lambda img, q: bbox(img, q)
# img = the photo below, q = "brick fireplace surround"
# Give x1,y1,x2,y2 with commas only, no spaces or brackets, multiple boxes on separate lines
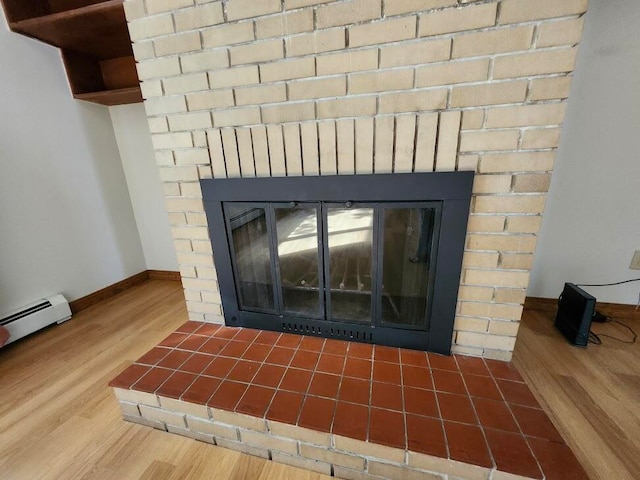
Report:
115,0,589,477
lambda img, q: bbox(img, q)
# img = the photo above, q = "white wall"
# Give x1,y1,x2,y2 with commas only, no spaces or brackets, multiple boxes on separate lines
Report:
0,12,146,314
110,104,178,272
529,0,640,305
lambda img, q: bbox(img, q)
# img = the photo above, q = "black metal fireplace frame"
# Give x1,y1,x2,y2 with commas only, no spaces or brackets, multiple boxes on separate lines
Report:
201,172,473,354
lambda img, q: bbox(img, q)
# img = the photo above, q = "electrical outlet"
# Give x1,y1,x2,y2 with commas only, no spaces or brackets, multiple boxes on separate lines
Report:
630,250,640,270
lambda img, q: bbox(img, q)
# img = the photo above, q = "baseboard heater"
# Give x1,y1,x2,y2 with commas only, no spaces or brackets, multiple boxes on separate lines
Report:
0,294,71,347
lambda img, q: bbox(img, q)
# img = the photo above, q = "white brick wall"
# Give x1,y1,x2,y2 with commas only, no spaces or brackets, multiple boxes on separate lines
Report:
125,0,588,360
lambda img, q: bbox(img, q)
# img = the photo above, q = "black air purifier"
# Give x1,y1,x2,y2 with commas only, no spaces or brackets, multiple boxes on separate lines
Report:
555,283,596,347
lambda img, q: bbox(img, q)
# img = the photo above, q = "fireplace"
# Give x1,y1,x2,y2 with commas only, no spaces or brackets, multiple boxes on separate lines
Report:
202,172,473,354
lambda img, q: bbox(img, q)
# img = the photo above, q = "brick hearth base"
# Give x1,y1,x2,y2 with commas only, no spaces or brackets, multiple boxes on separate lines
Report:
110,322,587,480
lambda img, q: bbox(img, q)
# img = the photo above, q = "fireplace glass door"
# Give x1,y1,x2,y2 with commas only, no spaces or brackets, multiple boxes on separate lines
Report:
223,201,440,332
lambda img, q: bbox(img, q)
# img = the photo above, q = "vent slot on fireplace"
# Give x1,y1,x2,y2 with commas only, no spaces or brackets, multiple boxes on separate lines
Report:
202,172,473,354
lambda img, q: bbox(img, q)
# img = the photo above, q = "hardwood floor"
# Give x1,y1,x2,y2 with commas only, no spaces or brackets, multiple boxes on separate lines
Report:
513,306,640,480
0,280,637,479
0,280,328,480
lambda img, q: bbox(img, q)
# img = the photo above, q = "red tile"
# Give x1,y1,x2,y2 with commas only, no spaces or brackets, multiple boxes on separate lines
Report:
309,372,341,398
464,373,502,400
485,429,542,479
214,327,240,340
432,370,467,395
266,347,295,366
298,396,335,433
241,343,272,362
158,332,188,347
235,385,275,417
182,376,221,404
339,377,371,405
276,333,302,349
528,437,590,480
372,361,401,384
323,339,348,356
280,368,312,393
178,334,210,352
348,342,373,359
406,414,447,458
137,347,170,366
202,356,237,379
255,330,281,345
299,335,325,352
133,367,173,393
316,353,345,375
404,386,438,418
344,357,372,380
156,371,197,399
198,337,229,355
219,340,249,358
207,380,247,410
227,360,260,383
290,349,320,370
472,397,519,432
369,408,405,449
402,365,432,389
485,359,524,382
194,323,221,336
266,391,304,424
179,353,215,374
109,364,150,389
455,355,490,376
497,379,540,408
437,392,477,424
444,421,492,468
333,402,369,440
511,405,563,442
157,350,191,369
400,349,428,368
252,363,286,388
176,321,202,333
371,382,403,411
428,352,459,371
234,328,260,342
374,345,400,363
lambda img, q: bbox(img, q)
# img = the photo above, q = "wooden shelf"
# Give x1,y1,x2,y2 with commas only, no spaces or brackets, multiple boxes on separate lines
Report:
1,0,141,106
74,86,142,106
10,1,131,59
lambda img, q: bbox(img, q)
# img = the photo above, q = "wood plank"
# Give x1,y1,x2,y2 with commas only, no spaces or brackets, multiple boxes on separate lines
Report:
73,86,142,106
524,296,640,320
68,271,149,314
147,270,181,281
10,1,132,59
514,306,640,480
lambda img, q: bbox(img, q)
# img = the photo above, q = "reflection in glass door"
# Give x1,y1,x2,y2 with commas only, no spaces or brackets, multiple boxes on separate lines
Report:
379,206,438,328
274,205,322,318
225,204,275,312
325,206,374,323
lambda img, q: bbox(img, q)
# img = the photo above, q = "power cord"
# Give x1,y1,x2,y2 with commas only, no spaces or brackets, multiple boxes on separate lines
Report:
588,313,637,345
575,277,640,287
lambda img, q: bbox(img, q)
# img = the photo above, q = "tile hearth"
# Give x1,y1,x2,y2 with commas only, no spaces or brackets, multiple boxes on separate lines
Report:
110,322,588,480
